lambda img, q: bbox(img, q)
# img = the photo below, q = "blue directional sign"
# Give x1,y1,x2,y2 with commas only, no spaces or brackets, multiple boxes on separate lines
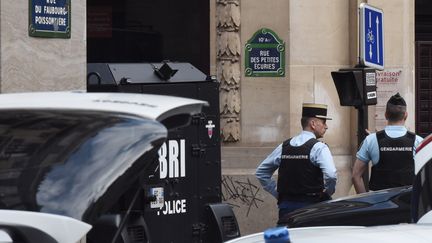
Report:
360,4,384,70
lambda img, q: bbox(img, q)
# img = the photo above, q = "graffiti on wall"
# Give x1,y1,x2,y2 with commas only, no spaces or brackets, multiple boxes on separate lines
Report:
221,175,263,216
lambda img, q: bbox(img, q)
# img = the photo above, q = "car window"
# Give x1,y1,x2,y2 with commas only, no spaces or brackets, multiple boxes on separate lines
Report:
0,110,167,222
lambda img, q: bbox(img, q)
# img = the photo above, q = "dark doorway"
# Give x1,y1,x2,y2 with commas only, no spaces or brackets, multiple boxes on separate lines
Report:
87,0,210,74
416,0,432,138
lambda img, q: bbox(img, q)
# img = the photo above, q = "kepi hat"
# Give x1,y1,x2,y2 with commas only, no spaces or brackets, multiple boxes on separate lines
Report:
302,103,332,120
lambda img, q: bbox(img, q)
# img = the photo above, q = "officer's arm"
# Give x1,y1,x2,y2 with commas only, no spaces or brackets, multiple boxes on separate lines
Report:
352,159,368,194
313,145,337,195
353,134,375,194
255,144,282,198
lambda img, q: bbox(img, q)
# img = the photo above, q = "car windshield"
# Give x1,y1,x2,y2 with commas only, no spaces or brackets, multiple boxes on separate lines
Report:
0,110,167,222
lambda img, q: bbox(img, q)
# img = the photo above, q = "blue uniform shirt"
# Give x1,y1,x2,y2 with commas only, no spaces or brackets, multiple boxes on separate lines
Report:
356,126,424,165
255,131,337,199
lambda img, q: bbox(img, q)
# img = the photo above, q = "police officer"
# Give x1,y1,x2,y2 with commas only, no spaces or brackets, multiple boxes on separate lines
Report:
352,93,423,193
255,103,337,221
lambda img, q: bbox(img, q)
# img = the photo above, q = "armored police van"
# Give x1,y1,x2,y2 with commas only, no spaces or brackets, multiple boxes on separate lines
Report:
0,63,239,243
86,62,240,242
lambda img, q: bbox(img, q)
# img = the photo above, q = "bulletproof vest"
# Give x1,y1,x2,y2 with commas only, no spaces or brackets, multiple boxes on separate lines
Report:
369,130,416,191
277,138,324,201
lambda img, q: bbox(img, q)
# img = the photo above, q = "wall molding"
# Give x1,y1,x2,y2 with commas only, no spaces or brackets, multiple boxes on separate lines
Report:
216,0,241,142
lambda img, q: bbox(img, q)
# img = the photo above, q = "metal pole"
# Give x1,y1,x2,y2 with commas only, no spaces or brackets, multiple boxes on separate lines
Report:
357,105,369,191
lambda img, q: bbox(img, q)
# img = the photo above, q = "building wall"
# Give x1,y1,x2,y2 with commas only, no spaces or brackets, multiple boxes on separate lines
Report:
0,1,86,92
216,0,415,235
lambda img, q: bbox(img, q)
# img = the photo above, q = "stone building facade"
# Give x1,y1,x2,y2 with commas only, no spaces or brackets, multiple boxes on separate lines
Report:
212,0,416,234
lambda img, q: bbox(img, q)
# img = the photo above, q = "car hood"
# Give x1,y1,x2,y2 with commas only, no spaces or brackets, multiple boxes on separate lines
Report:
0,91,207,123
279,186,412,227
226,224,432,243
0,210,92,243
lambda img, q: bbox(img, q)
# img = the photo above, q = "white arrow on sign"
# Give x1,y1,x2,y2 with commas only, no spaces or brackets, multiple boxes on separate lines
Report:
368,12,372,60
376,16,380,63
369,12,371,28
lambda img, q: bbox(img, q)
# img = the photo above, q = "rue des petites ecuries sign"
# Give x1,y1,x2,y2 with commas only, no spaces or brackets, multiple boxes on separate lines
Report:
29,0,71,38
245,28,285,77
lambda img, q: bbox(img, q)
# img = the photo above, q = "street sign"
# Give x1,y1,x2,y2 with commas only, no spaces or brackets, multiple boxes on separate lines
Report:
29,0,71,38
245,28,285,77
359,3,384,70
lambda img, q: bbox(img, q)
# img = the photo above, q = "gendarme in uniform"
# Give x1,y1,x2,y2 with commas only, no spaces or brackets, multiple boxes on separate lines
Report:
369,130,416,190
256,103,337,221
353,93,423,193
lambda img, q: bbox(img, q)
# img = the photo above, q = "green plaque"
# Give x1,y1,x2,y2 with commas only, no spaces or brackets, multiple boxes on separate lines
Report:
245,28,285,77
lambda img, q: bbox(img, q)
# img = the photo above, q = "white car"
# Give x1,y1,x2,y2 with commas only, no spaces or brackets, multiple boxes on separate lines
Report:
226,134,432,243
0,210,91,243
0,91,207,242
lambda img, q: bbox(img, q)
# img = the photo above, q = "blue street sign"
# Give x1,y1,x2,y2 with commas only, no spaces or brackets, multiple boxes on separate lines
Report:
29,0,71,38
360,4,384,70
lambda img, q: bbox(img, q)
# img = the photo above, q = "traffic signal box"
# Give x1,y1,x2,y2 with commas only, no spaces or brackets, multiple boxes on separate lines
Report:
87,62,240,243
331,68,377,107
331,67,377,192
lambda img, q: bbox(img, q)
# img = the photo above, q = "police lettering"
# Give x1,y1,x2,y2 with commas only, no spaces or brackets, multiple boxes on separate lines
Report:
158,139,186,179
161,199,187,215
